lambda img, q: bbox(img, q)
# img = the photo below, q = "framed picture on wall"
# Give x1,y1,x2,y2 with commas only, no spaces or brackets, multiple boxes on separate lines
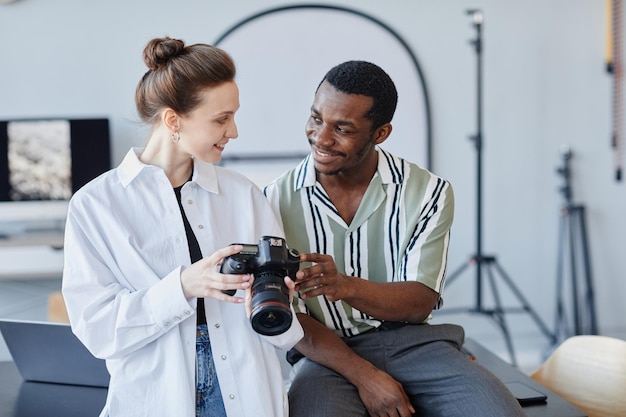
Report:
0,118,111,202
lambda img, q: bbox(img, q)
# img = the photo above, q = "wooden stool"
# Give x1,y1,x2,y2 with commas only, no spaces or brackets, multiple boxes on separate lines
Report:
47,291,70,323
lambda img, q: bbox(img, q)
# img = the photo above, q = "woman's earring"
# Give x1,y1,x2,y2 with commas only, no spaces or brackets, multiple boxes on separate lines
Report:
171,131,180,143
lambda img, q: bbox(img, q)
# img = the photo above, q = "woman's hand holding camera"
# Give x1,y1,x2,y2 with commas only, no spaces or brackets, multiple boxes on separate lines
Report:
180,244,253,303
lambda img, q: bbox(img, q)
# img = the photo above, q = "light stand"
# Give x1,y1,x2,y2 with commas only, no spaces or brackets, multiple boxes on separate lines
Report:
440,9,556,366
554,146,598,343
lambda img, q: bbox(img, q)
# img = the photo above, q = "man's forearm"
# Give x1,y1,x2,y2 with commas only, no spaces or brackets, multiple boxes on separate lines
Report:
295,253,438,324
294,313,380,385
341,279,437,323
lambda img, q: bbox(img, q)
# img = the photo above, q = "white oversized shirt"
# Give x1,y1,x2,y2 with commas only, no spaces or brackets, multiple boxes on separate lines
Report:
62,148,303,417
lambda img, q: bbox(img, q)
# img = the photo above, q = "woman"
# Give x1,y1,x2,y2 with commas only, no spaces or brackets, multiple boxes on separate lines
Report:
62,36,303,417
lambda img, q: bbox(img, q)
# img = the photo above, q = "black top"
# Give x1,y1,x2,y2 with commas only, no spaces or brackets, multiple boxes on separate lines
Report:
173,181,206,326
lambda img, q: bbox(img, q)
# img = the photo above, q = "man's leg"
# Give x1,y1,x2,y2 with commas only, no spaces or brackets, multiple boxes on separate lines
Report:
366,324,526,417
288,358,368,417
289,323,526,417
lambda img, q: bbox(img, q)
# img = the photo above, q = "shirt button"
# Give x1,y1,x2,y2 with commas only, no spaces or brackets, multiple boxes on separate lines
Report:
164,321,171,327
174,316,181,321
229,394,235,400
215,323,221,328
221,355,227,360
198,224,204,229
184,310,191,316
187,199,193,204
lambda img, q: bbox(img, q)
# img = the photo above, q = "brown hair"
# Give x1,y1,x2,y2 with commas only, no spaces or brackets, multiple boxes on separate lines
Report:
135,36,236,125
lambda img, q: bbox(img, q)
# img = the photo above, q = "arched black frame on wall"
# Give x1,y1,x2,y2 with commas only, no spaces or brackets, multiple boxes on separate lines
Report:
215,3,433,170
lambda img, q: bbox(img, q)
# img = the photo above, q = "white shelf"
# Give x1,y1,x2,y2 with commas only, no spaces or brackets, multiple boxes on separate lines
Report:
0,201,67,280
0,230,64,248
0,245,64,280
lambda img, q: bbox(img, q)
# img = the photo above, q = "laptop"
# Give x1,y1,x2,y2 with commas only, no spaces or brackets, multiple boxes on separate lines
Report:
0,318,109,388
505,381,548,406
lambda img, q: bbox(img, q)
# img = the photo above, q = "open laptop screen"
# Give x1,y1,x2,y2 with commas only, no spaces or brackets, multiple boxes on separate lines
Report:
0,318,109,388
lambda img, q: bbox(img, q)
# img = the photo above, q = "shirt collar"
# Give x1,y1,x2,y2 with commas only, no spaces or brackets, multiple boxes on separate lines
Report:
293,147,401,191
117,148,145,187
117,148,219,193
192,157,219,193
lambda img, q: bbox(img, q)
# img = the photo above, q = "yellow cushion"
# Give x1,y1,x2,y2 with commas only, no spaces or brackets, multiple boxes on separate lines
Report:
531,335,626,417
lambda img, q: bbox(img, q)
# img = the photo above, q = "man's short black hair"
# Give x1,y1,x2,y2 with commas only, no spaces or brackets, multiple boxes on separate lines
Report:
318,60,398,130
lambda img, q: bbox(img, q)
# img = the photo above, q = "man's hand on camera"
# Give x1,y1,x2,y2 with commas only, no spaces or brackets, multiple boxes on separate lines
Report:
295,253,353,302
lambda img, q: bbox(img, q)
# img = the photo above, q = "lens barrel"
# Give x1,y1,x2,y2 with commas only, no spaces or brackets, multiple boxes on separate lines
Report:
250,270,292,336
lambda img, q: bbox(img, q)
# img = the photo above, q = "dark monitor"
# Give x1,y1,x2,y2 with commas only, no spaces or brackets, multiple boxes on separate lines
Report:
0,118,111,201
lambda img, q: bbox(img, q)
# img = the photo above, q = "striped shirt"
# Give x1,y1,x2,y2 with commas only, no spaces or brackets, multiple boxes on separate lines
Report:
264,147,454,338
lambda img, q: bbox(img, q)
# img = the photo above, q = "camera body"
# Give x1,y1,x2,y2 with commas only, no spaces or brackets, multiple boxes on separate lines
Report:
220,236,299,336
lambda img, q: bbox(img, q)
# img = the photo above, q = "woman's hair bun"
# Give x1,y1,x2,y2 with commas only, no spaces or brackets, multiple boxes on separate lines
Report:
143,36,185,71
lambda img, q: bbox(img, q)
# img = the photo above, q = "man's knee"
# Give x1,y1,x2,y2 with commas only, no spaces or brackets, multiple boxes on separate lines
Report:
288,359,367,417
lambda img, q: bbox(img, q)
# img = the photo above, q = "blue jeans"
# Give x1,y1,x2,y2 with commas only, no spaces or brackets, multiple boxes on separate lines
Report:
196,324,227,417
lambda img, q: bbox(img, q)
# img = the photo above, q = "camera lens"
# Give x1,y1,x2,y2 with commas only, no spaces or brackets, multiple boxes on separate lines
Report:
250,270,292,336
251,306,292,336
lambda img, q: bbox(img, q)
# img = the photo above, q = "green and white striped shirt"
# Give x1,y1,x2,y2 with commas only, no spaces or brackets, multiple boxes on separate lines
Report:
264,148,454,338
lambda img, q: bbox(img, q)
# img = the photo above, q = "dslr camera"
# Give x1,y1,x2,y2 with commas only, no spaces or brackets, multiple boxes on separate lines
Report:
220,236,300,336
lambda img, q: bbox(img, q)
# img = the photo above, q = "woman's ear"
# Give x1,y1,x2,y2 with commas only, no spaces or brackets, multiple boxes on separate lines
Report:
162,108,179,133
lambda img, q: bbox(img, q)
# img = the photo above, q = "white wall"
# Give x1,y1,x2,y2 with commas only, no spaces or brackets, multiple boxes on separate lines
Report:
1,0,624,359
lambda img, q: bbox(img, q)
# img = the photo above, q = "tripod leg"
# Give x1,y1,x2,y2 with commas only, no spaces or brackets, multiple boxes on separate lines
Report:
575,206,599,334
484,262,517,366
491,261,557,345
567,208,581,334
555,212,569,343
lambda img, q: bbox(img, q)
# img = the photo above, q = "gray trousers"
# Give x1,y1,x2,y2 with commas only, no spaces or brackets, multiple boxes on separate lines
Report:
288,323,526,417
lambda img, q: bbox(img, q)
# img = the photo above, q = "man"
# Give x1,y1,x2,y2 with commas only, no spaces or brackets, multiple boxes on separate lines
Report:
264,61,525,417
